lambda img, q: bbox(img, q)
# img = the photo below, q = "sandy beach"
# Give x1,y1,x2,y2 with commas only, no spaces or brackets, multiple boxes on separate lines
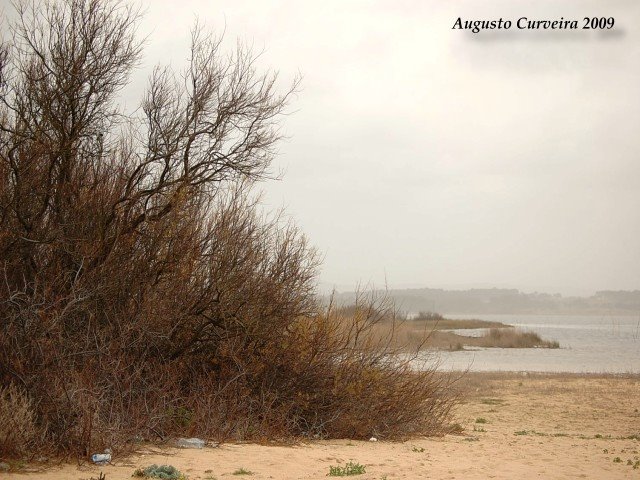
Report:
4,373,639,480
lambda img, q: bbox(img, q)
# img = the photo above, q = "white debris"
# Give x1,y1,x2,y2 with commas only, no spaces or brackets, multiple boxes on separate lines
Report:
176,437,205,449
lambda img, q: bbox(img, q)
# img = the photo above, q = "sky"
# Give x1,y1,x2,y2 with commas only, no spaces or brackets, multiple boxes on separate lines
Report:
4,0,640,296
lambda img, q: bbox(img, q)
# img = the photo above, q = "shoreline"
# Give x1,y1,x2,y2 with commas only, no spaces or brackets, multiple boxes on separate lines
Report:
459,371,640,379
438,369,640,376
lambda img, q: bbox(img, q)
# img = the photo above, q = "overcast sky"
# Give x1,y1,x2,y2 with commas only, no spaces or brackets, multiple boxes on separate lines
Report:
6,0,639,296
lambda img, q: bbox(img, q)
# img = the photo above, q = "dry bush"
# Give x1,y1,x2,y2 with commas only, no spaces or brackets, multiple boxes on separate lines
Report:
0,0,457,458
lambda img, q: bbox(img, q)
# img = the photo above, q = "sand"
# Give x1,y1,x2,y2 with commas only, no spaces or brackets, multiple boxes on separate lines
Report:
5,373,640,480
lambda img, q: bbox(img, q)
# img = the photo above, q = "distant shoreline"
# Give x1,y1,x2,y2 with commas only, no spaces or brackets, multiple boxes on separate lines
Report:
328,287,640,317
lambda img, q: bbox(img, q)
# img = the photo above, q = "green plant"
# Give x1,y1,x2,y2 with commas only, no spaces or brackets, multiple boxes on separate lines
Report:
613,457,622,463
473,425,486,432
327,462,366,476
232,468,253,476
411,446,425,452
475,418,487,424
133,465,186,480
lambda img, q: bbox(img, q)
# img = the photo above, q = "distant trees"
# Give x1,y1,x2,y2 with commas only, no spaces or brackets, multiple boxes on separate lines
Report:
0,0,455,458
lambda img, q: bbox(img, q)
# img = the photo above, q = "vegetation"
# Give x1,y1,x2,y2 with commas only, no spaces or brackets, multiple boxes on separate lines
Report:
232,468,253,475
411,312,510,330
133,465,187,479
474,329,559,349
369,315,559,351
425,328,560,349
0,0,456,458
328,462,366,476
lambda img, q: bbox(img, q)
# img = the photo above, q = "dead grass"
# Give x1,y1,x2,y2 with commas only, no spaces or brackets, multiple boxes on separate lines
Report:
0,385,40,457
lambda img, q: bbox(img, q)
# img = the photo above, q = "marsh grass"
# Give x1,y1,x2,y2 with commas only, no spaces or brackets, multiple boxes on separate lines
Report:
476,329,560,349
431,328,560,350
410,313,510,330
370,319,559,351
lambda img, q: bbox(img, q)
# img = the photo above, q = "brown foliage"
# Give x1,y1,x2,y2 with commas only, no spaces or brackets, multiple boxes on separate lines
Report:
0,0,456,458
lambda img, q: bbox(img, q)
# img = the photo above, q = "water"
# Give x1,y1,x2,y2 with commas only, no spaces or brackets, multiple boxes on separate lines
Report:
415,314,640,373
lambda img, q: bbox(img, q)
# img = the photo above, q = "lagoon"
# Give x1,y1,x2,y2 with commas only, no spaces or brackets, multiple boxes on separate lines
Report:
421,314,640,373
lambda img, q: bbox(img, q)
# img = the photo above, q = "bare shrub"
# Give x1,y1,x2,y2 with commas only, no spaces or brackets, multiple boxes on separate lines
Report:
0,0,456,458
